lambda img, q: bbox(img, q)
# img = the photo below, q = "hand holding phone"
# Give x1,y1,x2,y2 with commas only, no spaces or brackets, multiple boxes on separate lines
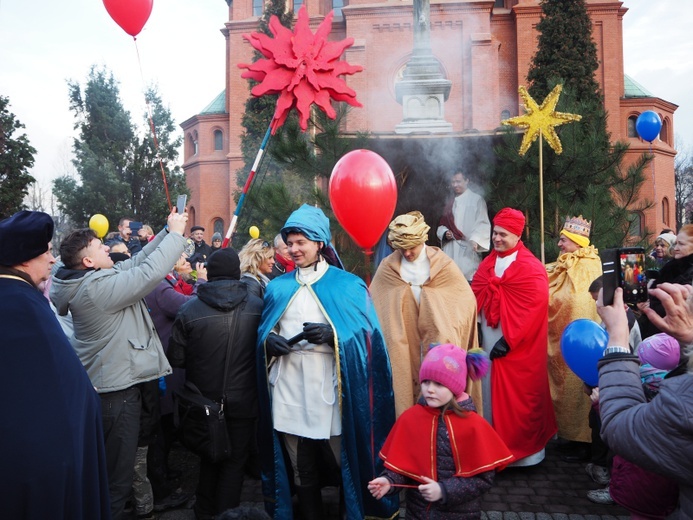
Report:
600,247,648,306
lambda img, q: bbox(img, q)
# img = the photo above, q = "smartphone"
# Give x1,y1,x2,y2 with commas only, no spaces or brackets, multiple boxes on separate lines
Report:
600,247,648,306
129,221,143,233
176,194,187,214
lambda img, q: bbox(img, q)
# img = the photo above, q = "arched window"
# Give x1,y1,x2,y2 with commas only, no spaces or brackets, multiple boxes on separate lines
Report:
660,118,670,145
627,116,638,138
628,211,643,238
500,109,511,122
214,130,223,151
188,207,196,230
213,219,224,236
662,197,670,227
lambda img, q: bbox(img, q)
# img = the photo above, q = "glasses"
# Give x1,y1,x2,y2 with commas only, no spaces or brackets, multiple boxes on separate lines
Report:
261,241,271,249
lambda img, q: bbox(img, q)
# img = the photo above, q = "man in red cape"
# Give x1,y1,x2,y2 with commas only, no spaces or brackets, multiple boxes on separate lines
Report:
471,208,557,466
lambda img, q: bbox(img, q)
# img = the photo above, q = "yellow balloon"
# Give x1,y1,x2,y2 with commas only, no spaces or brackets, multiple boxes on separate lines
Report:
249,226,260,239
89,214,109,238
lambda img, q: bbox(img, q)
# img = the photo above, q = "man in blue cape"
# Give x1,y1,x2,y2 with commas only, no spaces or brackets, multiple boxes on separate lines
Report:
256,204,398,519
0,211,110,519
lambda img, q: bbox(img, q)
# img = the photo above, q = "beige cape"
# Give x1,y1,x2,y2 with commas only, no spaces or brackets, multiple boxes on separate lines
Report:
371,247,479,417
546,246,602,442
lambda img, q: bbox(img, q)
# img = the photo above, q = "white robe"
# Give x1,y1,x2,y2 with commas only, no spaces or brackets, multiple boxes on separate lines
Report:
270,260,341,439
436,189,491,281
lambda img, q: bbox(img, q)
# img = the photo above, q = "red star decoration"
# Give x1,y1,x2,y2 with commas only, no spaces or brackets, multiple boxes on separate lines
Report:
238,6,363,134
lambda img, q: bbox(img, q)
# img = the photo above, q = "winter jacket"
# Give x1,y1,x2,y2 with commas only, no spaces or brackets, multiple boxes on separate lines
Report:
382,398,496,519
168,279,263,419
50,229,187,393
145,275,205,415
598,355,693,519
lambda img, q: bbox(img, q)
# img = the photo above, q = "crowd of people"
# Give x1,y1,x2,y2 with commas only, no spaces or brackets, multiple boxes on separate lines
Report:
2,169,692,520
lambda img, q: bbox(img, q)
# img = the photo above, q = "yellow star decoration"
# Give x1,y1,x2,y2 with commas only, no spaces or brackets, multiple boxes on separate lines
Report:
502,84,582,156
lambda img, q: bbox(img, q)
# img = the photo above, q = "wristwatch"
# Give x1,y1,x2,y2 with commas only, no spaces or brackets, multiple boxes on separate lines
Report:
603,346,631,356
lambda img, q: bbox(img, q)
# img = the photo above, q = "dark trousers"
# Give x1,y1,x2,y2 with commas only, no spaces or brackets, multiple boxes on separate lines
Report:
101,386,142,520
194,417,255,518
147,413,177,499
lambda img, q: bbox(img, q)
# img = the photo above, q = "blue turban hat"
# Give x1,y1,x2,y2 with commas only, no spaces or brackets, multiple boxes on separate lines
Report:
281,204,343,268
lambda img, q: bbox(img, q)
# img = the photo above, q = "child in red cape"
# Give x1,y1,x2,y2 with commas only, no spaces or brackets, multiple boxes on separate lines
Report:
368,344,514,519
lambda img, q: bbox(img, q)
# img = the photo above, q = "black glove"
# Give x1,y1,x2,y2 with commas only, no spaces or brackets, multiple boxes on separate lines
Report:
265,333,292,358
490,337,510,360
302,322,335,347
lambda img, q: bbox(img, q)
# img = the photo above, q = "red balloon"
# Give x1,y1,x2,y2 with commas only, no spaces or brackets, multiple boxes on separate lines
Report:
329,149,397,251
103,0,153,37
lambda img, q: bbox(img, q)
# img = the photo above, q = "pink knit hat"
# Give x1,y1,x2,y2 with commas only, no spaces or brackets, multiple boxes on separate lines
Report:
637,333,681,371
419,344,490,397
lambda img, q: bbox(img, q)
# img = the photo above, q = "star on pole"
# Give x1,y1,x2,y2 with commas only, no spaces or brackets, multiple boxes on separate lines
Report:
502,84,582,156
238,6,363,134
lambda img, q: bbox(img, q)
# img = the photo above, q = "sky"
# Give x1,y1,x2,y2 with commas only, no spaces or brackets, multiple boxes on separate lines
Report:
1,0,692,188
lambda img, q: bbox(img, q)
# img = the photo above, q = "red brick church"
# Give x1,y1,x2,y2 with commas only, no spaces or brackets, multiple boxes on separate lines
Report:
181,0,677,243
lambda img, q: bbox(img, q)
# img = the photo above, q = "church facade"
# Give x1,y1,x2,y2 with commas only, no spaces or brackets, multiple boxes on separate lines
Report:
181,0,677,242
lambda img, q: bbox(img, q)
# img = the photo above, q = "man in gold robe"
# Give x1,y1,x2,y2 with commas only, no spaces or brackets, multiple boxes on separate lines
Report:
546,215,602,460
371,211,479,417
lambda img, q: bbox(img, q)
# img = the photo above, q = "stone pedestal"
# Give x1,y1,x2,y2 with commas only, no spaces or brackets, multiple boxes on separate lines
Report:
395,24,453,133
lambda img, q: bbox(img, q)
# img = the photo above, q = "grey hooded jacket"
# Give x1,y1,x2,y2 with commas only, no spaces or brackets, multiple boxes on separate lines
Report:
50,229,187,393
598,354,693,519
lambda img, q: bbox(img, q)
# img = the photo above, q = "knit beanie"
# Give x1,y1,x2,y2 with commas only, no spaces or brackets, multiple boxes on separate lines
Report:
211,232,222,242
0,210,54,266
206,248,241,281
419,344,490,397
637,333,681,371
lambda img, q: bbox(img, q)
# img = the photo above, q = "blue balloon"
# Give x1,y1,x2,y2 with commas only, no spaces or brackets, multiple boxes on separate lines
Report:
635,110,662,142
560,319,608,387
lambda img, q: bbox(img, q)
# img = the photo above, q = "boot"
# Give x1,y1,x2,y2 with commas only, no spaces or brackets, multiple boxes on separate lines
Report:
295,484,323,520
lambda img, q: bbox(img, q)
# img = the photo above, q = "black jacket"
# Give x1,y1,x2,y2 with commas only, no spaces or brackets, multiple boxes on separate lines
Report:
168,279,263,418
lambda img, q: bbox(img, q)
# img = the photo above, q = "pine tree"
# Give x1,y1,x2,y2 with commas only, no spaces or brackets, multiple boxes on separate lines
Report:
53,66,187,230
527,0,601,105
0,96,36,219
129,87,189,227
486,0,650,260
53,66,135,227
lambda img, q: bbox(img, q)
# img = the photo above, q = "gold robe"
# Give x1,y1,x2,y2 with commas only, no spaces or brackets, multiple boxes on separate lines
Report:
546,246,602,442
371,246,479,417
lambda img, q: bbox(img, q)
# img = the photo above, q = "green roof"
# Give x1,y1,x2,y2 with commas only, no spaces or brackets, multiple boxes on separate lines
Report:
624,75,654,98
200,90,226,114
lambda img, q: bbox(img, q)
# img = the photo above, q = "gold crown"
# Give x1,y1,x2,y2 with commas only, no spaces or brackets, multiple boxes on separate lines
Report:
562,215,591,238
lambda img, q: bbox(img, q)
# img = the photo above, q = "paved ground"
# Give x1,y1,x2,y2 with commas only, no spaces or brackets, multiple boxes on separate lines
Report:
155,438,629,520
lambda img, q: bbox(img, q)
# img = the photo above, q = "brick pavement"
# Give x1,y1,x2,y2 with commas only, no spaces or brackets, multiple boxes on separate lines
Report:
157,438,629,519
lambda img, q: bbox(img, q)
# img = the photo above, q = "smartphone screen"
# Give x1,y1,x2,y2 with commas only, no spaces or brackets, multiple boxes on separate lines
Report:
619,248,648,304
176,195,187,214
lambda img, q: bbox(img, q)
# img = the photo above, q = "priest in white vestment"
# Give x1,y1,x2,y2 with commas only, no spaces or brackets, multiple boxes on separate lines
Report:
436,171,491,281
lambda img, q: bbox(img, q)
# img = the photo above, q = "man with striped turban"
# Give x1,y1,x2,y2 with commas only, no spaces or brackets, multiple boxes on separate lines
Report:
371,211,479,417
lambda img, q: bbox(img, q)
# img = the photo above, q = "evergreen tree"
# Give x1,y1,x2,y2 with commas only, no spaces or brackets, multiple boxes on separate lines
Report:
0,95,37,219
53,66,187,230
486,0,650,260
53,66,135,227
129,87,189,226
527,0,601,104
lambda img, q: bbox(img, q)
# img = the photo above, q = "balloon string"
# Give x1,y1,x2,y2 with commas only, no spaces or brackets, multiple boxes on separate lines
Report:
133,38,173,212
650,143,656,219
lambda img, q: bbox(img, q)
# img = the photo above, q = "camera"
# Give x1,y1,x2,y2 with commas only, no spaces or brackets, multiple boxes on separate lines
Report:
600,247,648,306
